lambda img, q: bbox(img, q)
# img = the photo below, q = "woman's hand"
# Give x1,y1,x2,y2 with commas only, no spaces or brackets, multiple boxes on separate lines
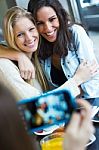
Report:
63,99,95,150
73,60,99,86
18,53,35,80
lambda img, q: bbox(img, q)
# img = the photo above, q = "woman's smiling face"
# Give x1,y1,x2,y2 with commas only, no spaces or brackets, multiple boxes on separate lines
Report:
13,17,39,56
36,6,59,42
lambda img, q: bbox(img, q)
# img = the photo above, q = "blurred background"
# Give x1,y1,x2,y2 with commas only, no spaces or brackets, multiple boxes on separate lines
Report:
0,0,99,61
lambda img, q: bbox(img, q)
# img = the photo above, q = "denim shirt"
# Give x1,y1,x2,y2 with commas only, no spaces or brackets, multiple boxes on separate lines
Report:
41,24,99,99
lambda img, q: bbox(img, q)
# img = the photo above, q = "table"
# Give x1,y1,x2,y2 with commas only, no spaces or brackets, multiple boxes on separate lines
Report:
35,123,99,150
32,121,99,150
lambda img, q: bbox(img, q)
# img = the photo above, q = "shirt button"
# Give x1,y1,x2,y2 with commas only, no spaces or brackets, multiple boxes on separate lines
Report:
68,75,70,77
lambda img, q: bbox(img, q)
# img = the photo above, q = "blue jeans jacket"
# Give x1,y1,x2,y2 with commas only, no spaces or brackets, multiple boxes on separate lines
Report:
41,24,99,99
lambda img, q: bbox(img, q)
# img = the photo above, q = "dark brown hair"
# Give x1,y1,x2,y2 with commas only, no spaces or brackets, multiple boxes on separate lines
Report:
0,82,35,150
28,0,73,59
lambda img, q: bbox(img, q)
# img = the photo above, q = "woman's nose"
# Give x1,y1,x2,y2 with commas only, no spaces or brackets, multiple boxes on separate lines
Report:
25,32,33,42
44,22,52,31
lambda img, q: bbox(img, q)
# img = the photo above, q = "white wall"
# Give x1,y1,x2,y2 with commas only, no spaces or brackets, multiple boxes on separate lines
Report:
59,0,70,12
16,0,29,9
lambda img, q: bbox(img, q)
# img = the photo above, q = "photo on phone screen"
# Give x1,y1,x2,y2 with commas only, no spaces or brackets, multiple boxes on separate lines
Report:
17,89,77,132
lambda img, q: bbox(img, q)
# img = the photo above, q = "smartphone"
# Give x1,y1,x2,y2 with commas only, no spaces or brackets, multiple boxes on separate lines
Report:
17,89,77,133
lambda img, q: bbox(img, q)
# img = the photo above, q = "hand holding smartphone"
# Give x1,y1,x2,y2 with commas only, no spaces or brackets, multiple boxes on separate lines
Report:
17,89,78,133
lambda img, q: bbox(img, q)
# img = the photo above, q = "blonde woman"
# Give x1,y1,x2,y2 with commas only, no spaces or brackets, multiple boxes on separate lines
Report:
0,6,49,100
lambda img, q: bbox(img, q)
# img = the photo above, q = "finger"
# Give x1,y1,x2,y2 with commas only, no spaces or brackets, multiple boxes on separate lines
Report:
77,99,92,122
91,70,99,77
91,59,98,65
79,60,87,67
77,99,91,113
77,99,96,134
20,71,25,79
31,70,35,79
24,71,29,80
90,63,99,76
77,99,95,136
66,113,80,132
80,59,85,63
27,71,32,80
80,112,95,136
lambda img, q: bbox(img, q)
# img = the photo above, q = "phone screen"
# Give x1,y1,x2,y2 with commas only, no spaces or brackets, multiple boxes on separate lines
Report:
17,90,77,132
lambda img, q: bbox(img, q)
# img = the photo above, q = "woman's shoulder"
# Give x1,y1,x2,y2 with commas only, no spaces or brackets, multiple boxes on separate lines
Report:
69,24,85,31
0,60,20,77
69,24,88,38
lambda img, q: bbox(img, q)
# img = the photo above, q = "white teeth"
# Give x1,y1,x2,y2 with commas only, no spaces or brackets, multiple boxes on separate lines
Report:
28,43,34,46
46,31,54,36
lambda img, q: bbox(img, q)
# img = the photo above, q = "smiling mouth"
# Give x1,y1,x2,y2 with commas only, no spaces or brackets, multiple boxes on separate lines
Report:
24,39,37,47
46,30,55,36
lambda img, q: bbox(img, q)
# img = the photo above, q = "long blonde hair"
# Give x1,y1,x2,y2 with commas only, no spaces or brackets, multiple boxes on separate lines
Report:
3,6,49,91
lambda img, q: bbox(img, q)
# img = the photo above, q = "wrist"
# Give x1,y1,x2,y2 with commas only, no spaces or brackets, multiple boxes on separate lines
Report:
17,52,25,61
73,75,82,86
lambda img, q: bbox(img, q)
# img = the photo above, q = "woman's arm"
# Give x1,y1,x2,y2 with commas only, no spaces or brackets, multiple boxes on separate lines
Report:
0,58,41,101
0,45,35,79
0,45,20,60
0,44,98,98
73,25,99,97
57,60,98,97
